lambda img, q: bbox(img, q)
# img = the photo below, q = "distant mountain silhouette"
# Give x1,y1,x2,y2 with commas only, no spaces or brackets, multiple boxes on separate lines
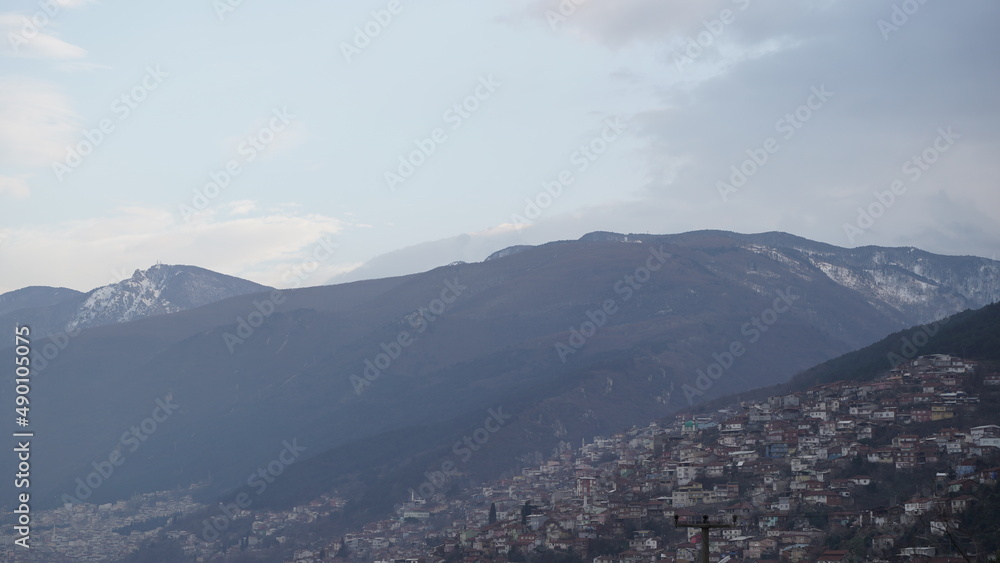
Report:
2,230,998,515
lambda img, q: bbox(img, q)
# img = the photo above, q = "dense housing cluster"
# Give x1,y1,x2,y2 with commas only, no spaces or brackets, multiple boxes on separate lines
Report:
324,355,999,563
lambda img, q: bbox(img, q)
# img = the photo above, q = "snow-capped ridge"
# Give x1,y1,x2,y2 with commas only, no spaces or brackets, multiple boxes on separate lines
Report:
65,264,271,332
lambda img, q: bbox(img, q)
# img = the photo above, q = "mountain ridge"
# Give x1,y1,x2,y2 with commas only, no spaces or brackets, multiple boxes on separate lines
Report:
2,230,998,514
0,264,272,339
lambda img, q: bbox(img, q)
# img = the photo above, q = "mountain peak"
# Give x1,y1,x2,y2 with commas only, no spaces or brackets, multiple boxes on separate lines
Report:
65,264,272,332
0,264,273,338
13,234,1000,513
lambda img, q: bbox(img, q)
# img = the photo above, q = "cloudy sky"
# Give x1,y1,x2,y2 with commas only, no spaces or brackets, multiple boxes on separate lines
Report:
1,0,997,293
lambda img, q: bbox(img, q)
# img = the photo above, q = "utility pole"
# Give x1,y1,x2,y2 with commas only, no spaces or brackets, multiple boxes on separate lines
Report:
674,514,738,563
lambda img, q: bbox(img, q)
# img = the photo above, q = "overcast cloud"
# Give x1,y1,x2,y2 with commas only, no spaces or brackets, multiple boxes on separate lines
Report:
1,1,996,292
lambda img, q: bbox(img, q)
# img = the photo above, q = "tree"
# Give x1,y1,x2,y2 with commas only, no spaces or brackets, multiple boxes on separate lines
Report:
489,502,498,525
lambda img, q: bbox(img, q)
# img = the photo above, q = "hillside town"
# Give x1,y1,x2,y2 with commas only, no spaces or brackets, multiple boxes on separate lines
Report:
4,354,998,563
305,354,1000,563
0,488,203,562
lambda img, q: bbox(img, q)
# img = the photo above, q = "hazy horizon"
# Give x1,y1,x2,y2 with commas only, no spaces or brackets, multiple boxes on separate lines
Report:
3,1,998,293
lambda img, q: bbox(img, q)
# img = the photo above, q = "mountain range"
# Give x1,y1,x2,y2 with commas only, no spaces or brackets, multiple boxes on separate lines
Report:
0,264,271,339
2,230,998,515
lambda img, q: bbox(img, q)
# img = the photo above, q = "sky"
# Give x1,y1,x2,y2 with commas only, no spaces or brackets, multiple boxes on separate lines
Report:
1,0,998,294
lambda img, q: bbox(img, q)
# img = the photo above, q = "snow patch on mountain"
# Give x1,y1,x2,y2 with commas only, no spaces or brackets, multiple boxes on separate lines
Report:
66,264,270,332
744,243,815,281
812,261,864,292
727,234,1000,326
69,267,171,330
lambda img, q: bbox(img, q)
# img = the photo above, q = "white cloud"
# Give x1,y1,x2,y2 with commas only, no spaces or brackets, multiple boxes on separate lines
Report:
226,200,258,216
503,0,1000,259
0,174,31,199
0,77,79,171
0,206,349,293
0,13,88,60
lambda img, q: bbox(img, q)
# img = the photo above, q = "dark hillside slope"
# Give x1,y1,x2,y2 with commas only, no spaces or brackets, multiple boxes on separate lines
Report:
1,231,997,512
